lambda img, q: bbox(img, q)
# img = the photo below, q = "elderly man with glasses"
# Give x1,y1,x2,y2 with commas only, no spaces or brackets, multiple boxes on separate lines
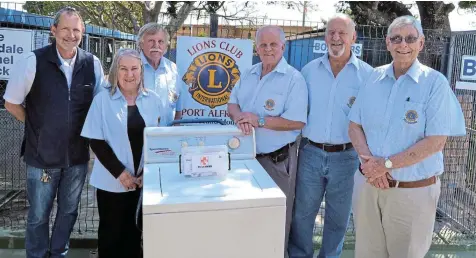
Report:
348,16,465,258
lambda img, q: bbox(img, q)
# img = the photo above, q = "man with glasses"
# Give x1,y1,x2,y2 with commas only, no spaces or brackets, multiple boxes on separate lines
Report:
228,25,308,257
288,14,373,258
137,23,181,126
348,16,465,258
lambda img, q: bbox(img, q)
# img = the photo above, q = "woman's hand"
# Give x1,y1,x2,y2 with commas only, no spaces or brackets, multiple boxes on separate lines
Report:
119,171,137,191
135,176,143,188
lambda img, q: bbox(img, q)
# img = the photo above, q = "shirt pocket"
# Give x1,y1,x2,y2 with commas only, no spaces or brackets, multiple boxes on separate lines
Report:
401,101,425,138
340,87,359,116
260,92,286,117
77,83,94,104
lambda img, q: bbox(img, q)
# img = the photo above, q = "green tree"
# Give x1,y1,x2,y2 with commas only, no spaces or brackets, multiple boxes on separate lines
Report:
337,1,455,31
23,1,228,35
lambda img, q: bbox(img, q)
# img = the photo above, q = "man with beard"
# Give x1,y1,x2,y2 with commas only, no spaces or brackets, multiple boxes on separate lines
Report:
288,14,373,258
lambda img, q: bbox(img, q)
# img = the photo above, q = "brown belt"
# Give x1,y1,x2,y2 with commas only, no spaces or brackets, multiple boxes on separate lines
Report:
308,140,353,152
359,166,437,188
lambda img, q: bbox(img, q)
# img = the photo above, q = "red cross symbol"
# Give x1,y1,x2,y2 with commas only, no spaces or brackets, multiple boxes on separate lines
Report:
200,156,208,166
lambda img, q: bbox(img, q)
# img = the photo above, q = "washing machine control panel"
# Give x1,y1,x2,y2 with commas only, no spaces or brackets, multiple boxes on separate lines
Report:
144,126,256,163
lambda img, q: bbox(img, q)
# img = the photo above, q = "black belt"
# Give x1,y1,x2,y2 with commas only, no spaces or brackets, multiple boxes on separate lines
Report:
256,142,294,163
308,140,353,152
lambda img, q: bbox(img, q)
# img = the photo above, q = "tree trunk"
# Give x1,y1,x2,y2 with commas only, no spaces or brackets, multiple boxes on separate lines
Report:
142,1,163,24
416,1,453,32
415,1,454,69
167,2,196,37
348,1,412,26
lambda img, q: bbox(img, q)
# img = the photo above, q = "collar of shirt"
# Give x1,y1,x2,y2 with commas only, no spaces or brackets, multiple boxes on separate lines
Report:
55,47,77,68
250,56,288,76
382,59,423,83
140,52,166,71
110,87,149,100
315,52,360,74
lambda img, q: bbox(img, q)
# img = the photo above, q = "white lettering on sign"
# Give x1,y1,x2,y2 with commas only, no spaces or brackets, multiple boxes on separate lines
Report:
0,28,33,80
460,55,476,81
313,40,362,57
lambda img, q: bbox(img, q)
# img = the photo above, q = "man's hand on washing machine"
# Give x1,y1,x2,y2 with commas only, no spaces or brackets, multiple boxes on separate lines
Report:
236,121,253,135
236,112,259,127
119,171,137,191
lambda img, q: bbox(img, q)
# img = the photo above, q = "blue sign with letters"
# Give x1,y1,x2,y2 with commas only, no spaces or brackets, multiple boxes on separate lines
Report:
461,55,476,81
312,40,362,57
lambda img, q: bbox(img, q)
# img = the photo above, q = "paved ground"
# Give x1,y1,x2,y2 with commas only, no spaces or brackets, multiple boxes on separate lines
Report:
1,249,475,258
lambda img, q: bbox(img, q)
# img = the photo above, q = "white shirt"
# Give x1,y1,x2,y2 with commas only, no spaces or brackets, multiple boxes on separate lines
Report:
81,89,162,193
3,47,106,105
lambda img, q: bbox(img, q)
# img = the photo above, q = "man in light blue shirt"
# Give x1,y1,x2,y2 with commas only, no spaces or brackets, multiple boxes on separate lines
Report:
288,14,373,258
137,23,181,126
349,16,466,258
228,25,308,257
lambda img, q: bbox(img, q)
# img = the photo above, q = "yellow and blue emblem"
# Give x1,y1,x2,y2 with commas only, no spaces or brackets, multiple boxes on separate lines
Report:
264,99,275,111
404,110,418,124
347,96,356,108
182,52,240,108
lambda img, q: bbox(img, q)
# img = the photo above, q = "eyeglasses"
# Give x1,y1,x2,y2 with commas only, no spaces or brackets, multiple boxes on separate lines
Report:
389,35,419,44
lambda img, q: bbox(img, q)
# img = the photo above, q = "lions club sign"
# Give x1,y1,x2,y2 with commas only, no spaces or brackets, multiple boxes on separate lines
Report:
183,52,240,108
177,37,253,124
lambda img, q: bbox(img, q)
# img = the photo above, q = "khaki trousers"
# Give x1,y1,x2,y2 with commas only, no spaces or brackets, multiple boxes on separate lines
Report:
353,172,441,258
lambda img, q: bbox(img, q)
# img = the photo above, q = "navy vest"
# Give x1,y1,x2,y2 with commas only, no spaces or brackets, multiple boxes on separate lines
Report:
23,43,96,168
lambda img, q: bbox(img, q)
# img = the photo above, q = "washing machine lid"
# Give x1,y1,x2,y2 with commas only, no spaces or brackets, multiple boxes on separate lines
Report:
143,159,285,214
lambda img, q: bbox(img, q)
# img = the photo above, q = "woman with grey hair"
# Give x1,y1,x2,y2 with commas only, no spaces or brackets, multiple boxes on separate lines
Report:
81,48,162,258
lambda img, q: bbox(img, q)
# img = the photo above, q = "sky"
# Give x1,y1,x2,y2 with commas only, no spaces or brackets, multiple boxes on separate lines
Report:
2,1,476,31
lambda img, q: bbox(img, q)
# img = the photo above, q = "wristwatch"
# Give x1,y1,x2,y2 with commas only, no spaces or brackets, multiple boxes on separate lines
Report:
258,116,266,128
384,157,393,169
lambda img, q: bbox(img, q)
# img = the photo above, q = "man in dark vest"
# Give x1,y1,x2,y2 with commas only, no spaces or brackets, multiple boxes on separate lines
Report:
3,7,105,258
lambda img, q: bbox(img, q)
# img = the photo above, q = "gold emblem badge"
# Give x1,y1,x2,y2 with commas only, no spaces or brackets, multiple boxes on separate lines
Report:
182,52,241,108
404,110,418,124
347,96,356,108
264,99,275,111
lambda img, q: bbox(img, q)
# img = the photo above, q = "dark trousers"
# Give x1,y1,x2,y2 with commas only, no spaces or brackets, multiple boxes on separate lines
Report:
97,188,142,258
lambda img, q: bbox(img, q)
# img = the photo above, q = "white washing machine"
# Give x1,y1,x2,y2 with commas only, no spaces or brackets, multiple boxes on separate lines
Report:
142,125,286,258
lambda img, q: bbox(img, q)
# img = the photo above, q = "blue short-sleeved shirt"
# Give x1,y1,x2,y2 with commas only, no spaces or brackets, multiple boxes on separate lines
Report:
349,60,466,181
229,57,308,154
81,89,162,192
141,53,181,126
302,53,373,144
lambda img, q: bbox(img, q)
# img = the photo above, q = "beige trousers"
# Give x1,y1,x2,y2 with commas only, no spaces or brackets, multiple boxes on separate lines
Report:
353,172,441,258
